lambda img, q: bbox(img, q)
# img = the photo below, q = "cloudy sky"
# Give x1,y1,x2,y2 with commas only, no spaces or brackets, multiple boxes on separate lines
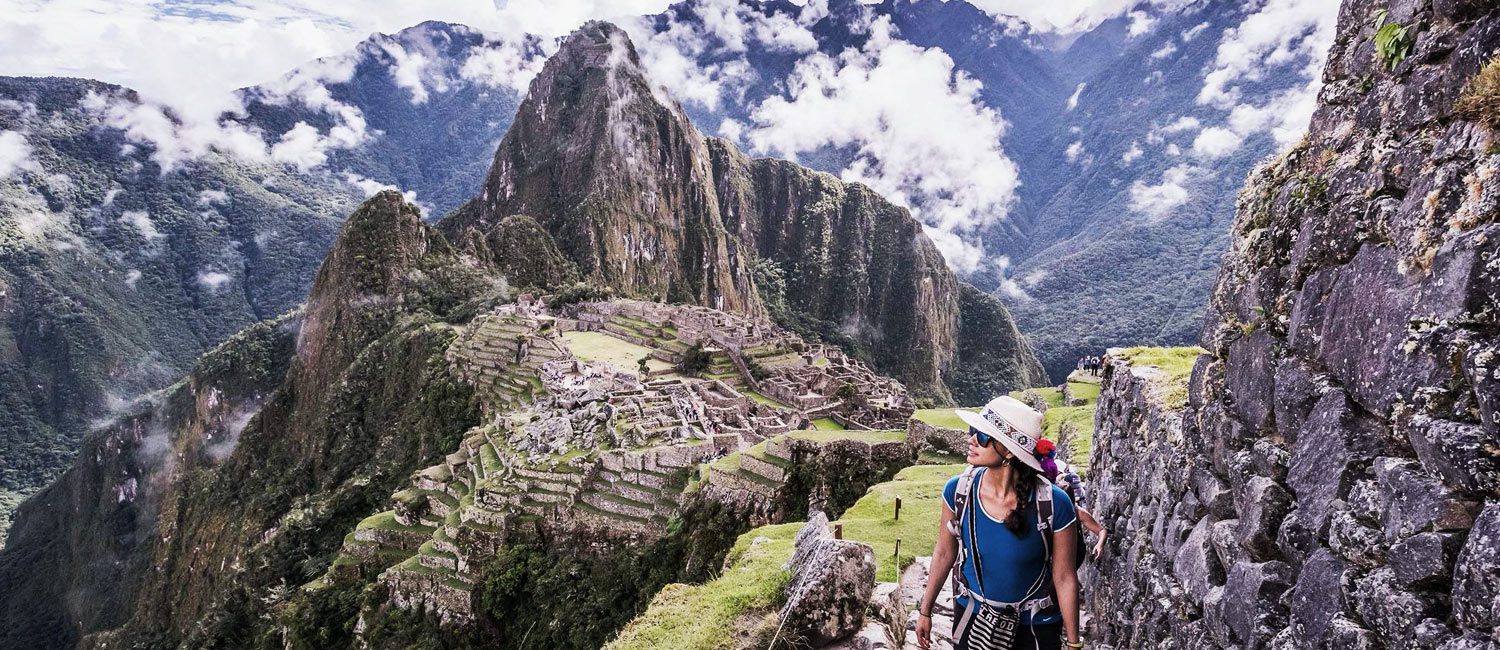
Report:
0,0,1340,272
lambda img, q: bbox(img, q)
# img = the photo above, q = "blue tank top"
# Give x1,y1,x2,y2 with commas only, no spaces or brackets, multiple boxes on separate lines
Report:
943,470,1077,625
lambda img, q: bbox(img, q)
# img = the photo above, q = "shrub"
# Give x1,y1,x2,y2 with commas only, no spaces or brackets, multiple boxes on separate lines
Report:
1372,10,1413,71
1456,58,1500,129
677,344,711,376
548,282,612,308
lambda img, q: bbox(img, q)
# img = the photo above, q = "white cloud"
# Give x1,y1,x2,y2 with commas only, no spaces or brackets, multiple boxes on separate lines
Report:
1121,141,1143,164
1160,116,1201,134
1128,164,1200,218
197,190,228,205
1181,21,1209,42
1192,126,1243,159
1126,10,1155,37
119,210,165,241
196,271,233,293
460,40,547,92
1066,82,1086,111
0,130,36,179
0,0,673,123
124,269,142,289
1224,88,1319,148
743,16,1019,273
1065,141,1086,163
624,0,828,112
1166,143,1182,156
80,90,270,172
1197,0,1337,109
965,0,1196,34
718,117,745,142
341,172,424,215
381,40,439,104
1150,41,1178,59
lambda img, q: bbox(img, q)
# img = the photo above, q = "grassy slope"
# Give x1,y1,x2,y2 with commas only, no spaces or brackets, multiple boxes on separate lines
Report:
605,464,966,650
1115,346,1204,409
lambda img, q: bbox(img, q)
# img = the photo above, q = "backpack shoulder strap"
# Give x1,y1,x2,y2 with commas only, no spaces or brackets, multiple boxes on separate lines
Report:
1036,480,1054,533
948,466,982,598
946,465,981,533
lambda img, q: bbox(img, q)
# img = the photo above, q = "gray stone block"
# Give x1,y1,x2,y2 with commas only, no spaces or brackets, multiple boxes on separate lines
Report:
1390,532,1462,589
1405,415,1500,495
1453,504,1500,633
1352,568,1442,649
1373,457,1481,541
1217,560,1293,650
1236,476,1294,561
1288,549,1349,648
1174,516,1223,604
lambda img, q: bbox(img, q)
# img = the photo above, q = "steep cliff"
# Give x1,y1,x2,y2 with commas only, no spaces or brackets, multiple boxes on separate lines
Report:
0,191,489,650
0,77,358,532
456,21,759,315
446,22,1044,402
1084,2,1500,648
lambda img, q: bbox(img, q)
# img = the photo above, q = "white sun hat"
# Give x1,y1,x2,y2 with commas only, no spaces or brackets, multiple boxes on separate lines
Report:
956,395,1046,472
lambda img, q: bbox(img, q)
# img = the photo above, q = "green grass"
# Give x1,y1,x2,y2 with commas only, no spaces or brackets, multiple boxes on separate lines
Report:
811,417,845,431
356,510,436,534
562,330,674,374
1008,387,1064,408
1115,346,1204,409
912,408,978,431
1043,406,1095,467
604,527,794,650
744,390,790,409
834,464,967,581
785,429,907,444
1066,380,1100,403
606,465,968,649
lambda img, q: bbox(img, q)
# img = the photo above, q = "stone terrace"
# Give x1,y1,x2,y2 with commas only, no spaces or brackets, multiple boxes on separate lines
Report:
318,298,923,622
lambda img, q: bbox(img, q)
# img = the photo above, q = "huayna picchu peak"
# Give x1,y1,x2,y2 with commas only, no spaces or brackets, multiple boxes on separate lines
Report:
453,22,1044,404
0,20,1042,650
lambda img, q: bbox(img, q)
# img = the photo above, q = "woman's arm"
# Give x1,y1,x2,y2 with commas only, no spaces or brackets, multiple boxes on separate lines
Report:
1075,506,1108,559
1052,522,1082,646
915,501,960,649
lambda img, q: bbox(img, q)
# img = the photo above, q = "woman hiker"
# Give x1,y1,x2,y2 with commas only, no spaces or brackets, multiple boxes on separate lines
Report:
915,396,1084,650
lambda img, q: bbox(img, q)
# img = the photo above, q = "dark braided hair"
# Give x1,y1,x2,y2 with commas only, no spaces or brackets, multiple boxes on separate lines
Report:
1002,456,1041,536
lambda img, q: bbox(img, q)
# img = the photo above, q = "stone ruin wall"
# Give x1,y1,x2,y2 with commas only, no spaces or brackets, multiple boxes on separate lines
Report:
1083,3,1500,649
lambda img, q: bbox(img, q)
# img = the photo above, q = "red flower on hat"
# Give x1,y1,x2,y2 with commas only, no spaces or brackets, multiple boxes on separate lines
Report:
1035,438,1055,455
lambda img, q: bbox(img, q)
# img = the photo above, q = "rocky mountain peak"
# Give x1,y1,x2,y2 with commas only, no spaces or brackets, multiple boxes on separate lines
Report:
466,21,760,314
294,190,460,400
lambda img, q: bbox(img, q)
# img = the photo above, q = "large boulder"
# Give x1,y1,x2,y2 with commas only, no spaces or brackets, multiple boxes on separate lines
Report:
781,516,877,646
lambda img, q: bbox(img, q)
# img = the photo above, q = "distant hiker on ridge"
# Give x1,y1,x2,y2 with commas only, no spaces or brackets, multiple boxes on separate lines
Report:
916,396,1084,650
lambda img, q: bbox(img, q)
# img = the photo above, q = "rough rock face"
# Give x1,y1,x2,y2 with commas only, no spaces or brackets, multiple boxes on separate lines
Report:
707,140,1047,402
464,21,759,314
1083,3,1500,648
781,513,877,646
448,22,1044,401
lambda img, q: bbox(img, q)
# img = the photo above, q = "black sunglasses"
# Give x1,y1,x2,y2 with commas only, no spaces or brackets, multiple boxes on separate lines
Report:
969,427,996,448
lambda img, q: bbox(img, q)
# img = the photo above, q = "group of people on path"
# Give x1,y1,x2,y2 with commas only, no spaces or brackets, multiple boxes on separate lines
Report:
1076,356,1104,376
915,395,1108,650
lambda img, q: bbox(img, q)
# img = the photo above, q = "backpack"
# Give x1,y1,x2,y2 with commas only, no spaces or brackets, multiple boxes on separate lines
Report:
945,466,1060,619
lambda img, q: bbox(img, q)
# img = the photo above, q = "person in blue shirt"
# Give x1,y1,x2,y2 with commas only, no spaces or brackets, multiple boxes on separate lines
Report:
915,396,1083,650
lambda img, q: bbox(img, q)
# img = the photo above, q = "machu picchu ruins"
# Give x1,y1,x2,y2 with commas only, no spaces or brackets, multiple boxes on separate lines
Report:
329,296,921,622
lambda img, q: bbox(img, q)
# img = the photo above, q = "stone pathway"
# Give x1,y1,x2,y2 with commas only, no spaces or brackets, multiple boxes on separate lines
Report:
898,557,955,650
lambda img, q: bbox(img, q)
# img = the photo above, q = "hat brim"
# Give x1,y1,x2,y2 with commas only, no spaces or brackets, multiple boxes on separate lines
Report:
954,410,1044,472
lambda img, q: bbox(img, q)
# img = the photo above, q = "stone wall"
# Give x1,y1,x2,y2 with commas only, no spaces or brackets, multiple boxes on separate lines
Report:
1085,3,1500,649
